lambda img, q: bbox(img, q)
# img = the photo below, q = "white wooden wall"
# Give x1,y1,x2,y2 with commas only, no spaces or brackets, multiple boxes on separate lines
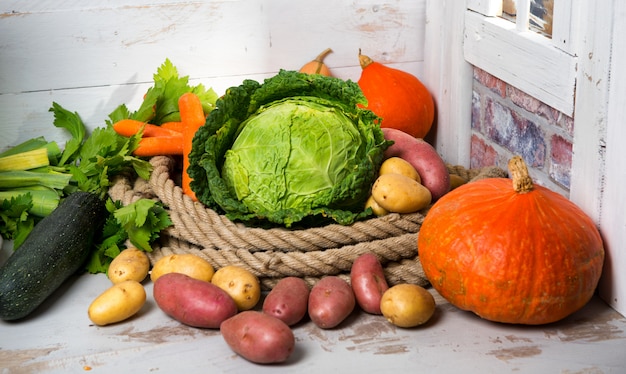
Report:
0,0,427,151
2,0,625,317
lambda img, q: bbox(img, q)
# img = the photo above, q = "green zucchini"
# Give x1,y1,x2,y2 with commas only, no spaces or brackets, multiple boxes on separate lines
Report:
0,191,106,320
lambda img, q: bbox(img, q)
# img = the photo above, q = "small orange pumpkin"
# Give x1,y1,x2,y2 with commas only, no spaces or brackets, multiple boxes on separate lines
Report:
357,50,435,138
299,48,333,76
417,156,605,325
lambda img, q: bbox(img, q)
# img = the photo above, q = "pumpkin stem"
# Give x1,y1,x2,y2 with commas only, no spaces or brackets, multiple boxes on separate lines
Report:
314,48,333,63
358,49,374,69
508,156,534,193
312,48,333,74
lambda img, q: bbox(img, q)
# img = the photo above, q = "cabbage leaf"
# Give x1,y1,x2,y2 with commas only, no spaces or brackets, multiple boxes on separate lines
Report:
188,70,390,227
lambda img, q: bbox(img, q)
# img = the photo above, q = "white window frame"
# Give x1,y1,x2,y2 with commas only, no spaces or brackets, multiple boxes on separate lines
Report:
425,0,626,317
464,0,579,116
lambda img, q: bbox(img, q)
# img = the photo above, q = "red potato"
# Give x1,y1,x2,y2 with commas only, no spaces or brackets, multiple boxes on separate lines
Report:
350,253,389,314
262,277,310,326
308,276,356,329
382,127,450,201
220,311,295,364
153,272,237,328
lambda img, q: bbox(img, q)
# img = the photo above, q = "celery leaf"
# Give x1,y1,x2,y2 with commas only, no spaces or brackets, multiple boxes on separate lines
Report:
49,102,86,166
85,198,172,274
130,58,217,124
0,193,36,249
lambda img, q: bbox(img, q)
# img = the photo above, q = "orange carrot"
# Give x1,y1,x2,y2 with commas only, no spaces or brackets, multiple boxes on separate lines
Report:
113,119,182,138
161,121,185,133
178,92,206,201
133,136,183,157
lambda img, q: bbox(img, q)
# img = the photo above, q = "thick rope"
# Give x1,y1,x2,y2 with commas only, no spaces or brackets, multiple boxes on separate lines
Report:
145,156,428,252
146,233,428,289
108,156,507,290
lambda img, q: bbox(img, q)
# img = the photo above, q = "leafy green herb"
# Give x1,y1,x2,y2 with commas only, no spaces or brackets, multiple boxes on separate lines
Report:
0,193,34,248
114,199,172,251
50,102,85,166
130,58,218,124
86,198,172,274
0,140,66,245
0,104,154,249
1,59,220,273
70,126,151,198
106,104,132,125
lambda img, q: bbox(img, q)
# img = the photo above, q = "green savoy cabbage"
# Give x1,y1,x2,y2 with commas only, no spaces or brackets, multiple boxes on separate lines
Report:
188,70,391,227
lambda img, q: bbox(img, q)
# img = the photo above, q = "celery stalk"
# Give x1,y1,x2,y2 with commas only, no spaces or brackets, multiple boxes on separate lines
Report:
0,170,72,190
0,148,49,172
0,137,49,157
0,188,60,217
0,138,61,167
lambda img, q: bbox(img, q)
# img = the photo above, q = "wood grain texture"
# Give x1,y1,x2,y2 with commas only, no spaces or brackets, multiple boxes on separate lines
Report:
1,271,625,373
0,0,426,151
424,0,473,166
597,0,626,317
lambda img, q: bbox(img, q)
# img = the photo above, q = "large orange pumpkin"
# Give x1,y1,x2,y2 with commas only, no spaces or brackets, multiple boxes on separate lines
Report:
417,156,605,325
357,51,435,139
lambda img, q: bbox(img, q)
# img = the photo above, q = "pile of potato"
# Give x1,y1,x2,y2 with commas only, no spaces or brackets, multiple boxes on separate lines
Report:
367,157,432,215
86,127,452,364
87,249,435,364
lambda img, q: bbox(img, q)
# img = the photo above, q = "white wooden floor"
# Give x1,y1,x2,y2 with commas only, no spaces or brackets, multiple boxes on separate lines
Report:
1,269,625,373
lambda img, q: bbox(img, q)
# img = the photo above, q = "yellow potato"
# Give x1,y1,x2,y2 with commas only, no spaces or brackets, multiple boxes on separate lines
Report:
371,173,432,213
379,157,421,183
380,283,435,328
107,248,150,284
211,265,261,311
150,253,215,283
365,195,389,217
88,280,146,326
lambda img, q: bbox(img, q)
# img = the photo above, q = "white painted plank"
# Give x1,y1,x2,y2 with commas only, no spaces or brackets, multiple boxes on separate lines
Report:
424,0,473,166
1,0,205,12
569,1,612,224
0,0,427,152
466,0,502,16
551,0,581,55
597,0,626,317
0,0,425,95
463,10,577,116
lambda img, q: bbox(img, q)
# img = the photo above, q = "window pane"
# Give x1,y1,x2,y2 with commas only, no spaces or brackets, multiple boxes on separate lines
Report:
501,0,554,37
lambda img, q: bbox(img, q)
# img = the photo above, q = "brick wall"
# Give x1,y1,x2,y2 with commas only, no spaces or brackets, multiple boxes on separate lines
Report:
470,67,574,196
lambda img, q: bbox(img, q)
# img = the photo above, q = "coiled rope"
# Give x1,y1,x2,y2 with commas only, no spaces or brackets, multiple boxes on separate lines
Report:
109,156,507,289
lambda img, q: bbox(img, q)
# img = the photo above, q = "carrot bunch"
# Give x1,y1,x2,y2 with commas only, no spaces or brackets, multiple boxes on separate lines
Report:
113,119,184,158
112,92,206,200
